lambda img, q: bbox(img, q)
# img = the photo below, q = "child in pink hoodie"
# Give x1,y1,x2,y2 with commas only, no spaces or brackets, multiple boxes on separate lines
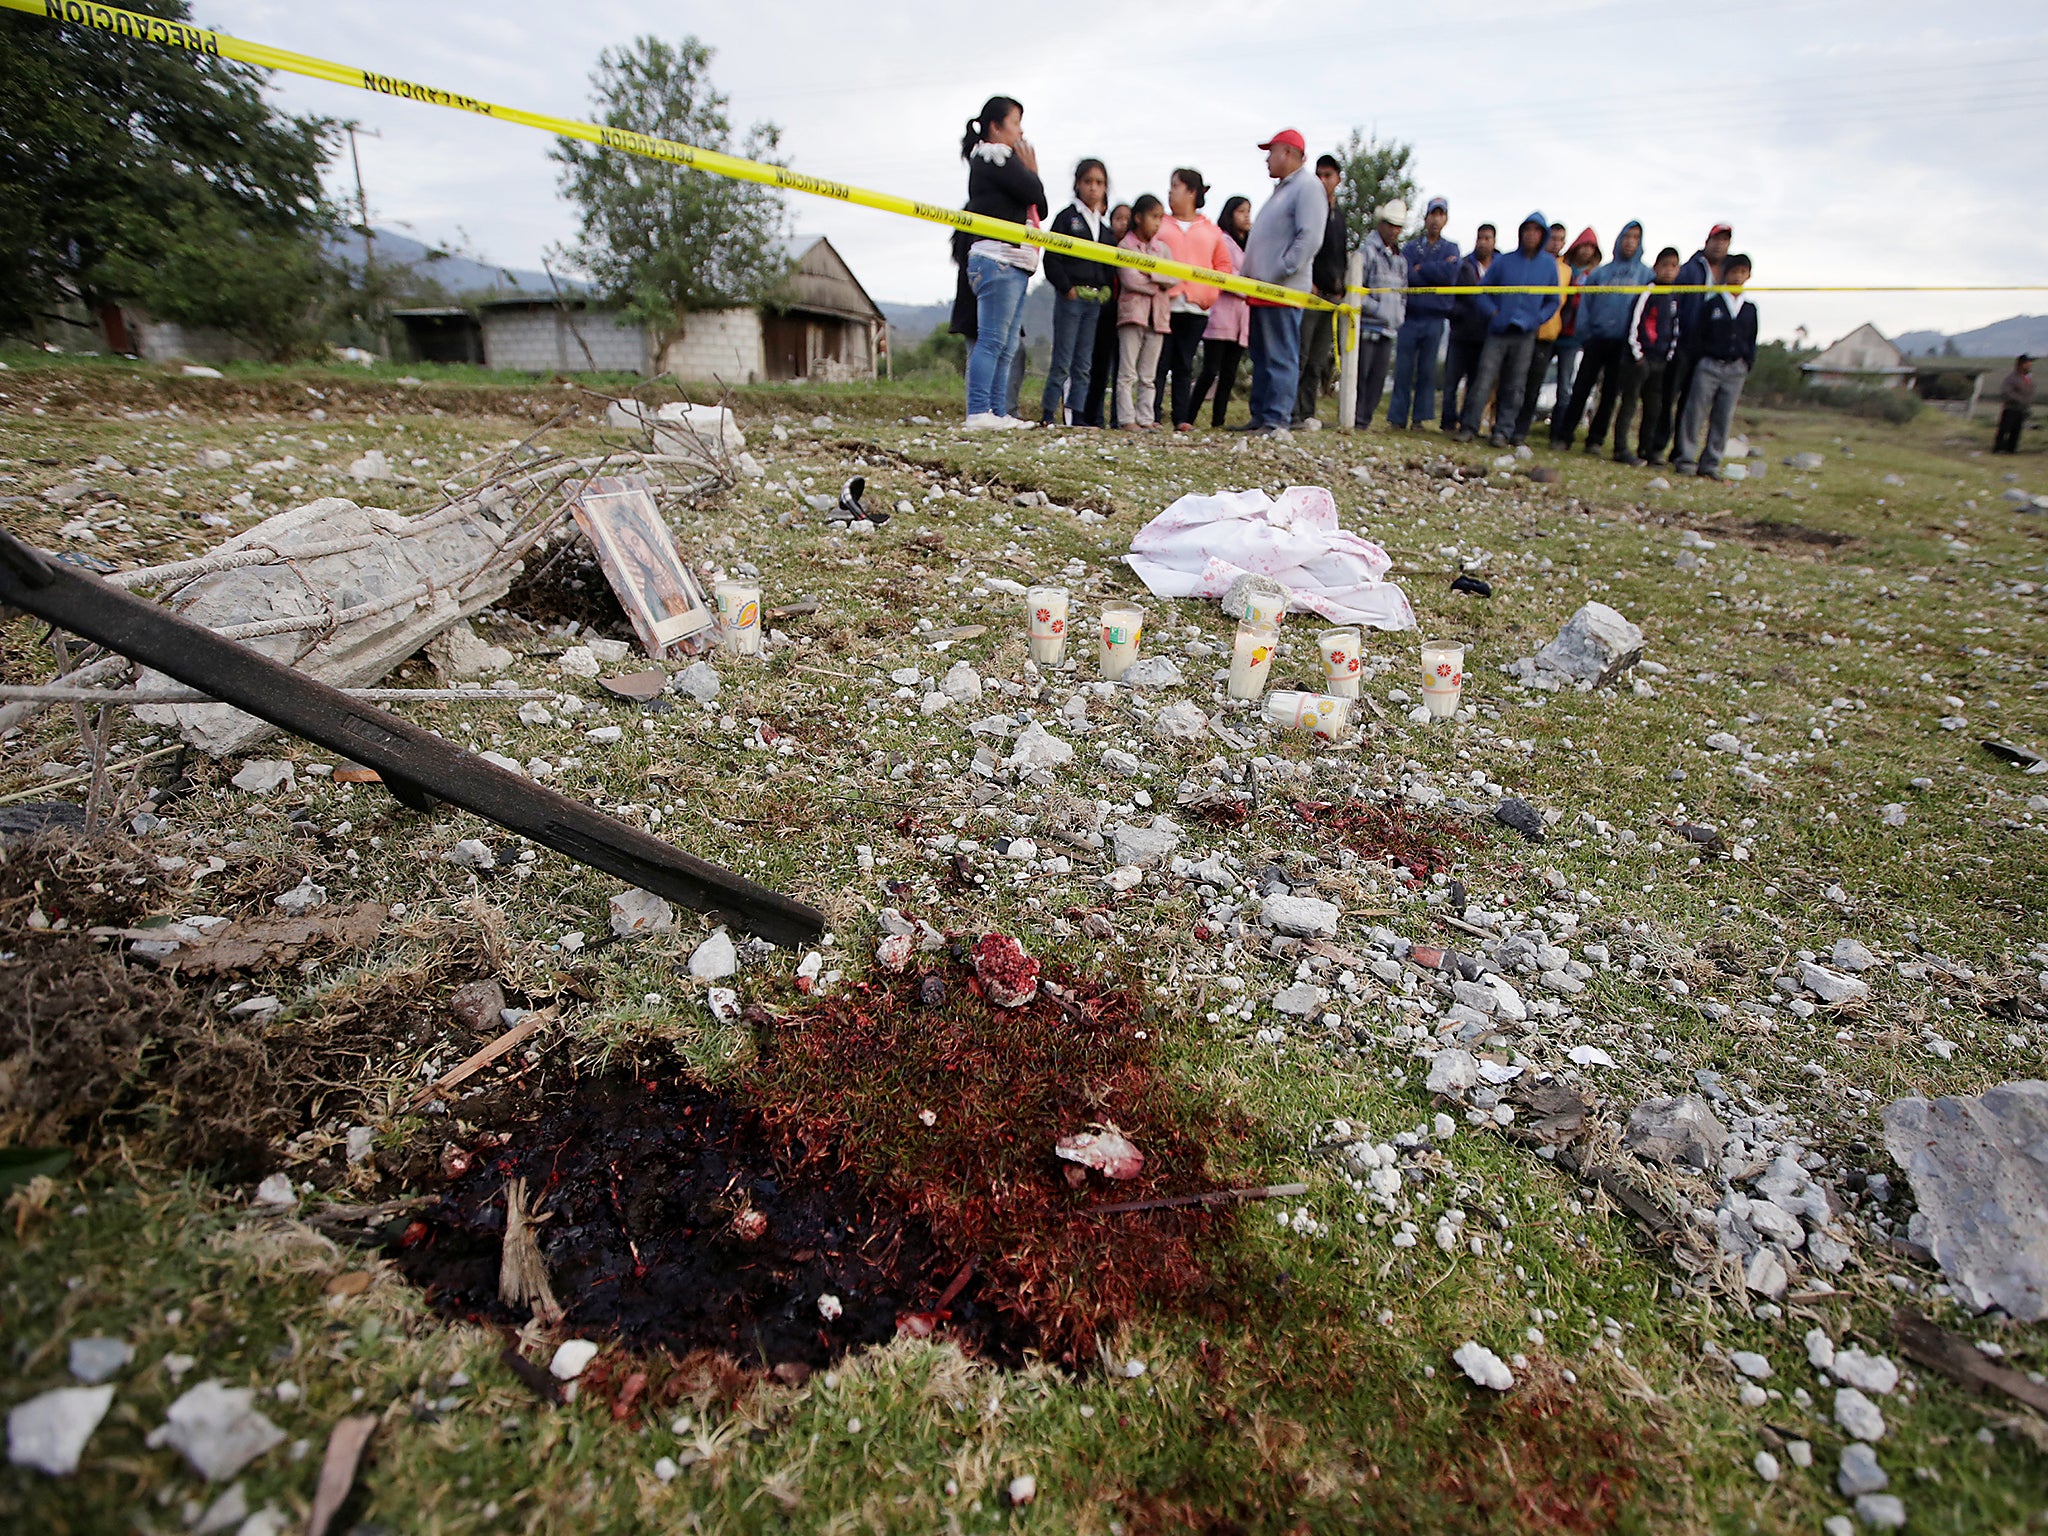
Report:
1114,195,1173,431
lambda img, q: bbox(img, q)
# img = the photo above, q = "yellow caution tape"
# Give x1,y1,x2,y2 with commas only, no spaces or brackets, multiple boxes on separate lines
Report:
5,0,1338,311
1349,283,2048,296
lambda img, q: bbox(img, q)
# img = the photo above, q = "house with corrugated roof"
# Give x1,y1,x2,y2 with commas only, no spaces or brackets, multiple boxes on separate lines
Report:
1802,324,1916,390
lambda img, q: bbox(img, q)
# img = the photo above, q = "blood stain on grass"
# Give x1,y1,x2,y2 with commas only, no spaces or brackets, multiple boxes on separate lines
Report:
1289,798,1479,881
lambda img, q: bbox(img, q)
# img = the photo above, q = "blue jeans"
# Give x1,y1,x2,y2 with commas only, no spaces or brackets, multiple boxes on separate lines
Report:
1247,305,1302,428
1388,316,1446,427
965,253,1030,417
1040,293,1101,423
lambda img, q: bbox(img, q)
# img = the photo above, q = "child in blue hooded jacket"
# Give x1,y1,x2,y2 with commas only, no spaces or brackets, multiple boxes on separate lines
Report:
1553,220,1650,452
1453,211,1560,445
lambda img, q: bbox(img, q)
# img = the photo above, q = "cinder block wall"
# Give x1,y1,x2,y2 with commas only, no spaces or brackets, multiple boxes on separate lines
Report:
660,309,764,384
481,308,652,373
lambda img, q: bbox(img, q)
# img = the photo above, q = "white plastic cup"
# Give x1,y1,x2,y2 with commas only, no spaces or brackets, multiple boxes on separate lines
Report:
1027,586,1070,665
1318,626,1363,699
716,580,762,657
1239,586,1289,626
1226,620,1279,700
1098,604,1144,680
1265,690,1352,740
1420,639,1466,719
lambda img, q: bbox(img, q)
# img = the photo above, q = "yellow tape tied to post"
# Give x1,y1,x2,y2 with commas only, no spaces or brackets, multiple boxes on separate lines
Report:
5,0,1339,312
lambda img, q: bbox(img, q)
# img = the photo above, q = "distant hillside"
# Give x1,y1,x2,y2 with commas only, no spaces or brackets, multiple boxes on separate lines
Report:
1891,315,2048,358
325,228,565,299
884,285,1057,350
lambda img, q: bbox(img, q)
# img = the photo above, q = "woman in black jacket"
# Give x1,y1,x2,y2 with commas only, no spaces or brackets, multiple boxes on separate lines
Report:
1038,158,1116,426
951,95,1047,428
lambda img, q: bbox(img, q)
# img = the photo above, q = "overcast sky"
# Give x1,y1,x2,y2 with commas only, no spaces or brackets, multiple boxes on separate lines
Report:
206,0,2048,345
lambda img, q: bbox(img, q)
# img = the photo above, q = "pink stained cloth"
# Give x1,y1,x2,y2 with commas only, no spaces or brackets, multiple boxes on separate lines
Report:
1123,485,1416,631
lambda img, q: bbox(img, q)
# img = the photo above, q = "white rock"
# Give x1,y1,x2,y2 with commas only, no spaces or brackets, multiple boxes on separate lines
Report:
230,760,295,795
8,1385,115,1476
252,1173,296,1208
1120,655,1184,688
1831,938,1877,973
1837,1441,1888,1496
191,1482,249,1535
1786,1439,1812,1469
549,1340,600,1380
1112,819,1180,868
1533,601,1644,685
1829,1348,1899,1396
1805,1328,1836,1371
1730,1350,1772,1380
1452,1341,1514,1391
1744,1249,1788,1299
346,450,393,482
609,888,674,937
1271,983,1327,1017
444,839,496,870
1007,1473,1038,1506
345,1126,375,1165
1566,1044,1614,1068
1753,1451,1780,1483
1153,701,1209,739
196,448,234,470
1800,962,1870,1005
1426,1050,1480,1094
816,1294,843,1321
68,1337,133,1384
1879,802,1907,828
1854,1494,1907,1530
941,662,984,704
556,645,601,679
1260,893,1340,938
1005,722,1075,770
147,1381,285,1480
425,620,514,679
674,660,721,702
1834,1386,1886,1442
688,929,738,980
706,986,739,1021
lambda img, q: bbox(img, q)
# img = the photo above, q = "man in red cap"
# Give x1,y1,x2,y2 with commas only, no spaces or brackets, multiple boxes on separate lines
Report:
1646,221,1732,464
1238,129,1326,432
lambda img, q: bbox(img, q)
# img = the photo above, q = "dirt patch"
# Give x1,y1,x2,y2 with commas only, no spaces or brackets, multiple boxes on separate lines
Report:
9,365,588,422
393,1071,1032,1369
1734,518,1855,551
1288,799,1481,880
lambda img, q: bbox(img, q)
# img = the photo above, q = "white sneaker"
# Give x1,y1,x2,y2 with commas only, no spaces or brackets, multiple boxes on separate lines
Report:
962,412,1007,431
995,415,1035,430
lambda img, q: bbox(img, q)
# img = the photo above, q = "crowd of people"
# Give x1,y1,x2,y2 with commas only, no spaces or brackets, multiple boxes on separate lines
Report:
950,96,1765,479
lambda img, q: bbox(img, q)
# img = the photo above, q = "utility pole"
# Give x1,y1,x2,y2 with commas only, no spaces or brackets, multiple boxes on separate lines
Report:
345,123,386,358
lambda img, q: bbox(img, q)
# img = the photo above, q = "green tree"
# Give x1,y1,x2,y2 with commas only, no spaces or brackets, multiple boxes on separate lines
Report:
1334,130,1420,250
551,37,788,359
104,205,332,362
0,0,335,341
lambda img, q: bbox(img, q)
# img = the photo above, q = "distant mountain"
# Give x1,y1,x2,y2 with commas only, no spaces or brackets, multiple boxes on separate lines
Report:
1890,315,2048,358
325,228,566,300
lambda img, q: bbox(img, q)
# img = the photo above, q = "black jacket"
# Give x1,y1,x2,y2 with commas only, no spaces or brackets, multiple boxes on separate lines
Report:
949,143,1048,267
1042,202,1116,293
1448,254,1494,343
1691,293,1757,368
1311,203,1347,299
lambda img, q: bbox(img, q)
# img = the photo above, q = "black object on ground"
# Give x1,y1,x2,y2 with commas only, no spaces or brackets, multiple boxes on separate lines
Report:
0,801,89,844
1449,574,1493,598
394,1071,1026,1369
829,475,886,525
0,528,824,947
1493,797,1547,843
1981,739,2045,770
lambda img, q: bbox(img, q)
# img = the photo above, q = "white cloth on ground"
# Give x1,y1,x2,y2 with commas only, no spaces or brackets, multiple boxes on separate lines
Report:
1124,486,1415,630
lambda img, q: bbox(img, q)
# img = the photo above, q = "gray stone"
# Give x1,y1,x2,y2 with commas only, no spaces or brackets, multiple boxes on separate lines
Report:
1747,1200,1806,1247
1729,1350,1771,1380
1743,1248,1789,1299
1260,893,1340,939
1493,798,1547,843
145,1381,284,1481
1854,1494,1906,1530
609,888,674,937
229,760,295,795
687,929,738,981
1533,601,1645,685
1005,722,1075,770
673,661,721,703
1837,1442,1888,1497
1831,938,1877,973
1271,983,1327,1017
1624,1094,1729,1171
1220,571,1290,623
1119,655,1184,689
425,619,514,680
1834,1386,1886,1443
67,1337,133,1385
7,1385,114,1476
1153,701,1209,740
1426,1049,1480,1095
941,662,984,704
1882,1079,2048,1319
1451,979,1499,1015
1800,962,1871,1005
1829,1348,1899,1396
1112,819,1180,869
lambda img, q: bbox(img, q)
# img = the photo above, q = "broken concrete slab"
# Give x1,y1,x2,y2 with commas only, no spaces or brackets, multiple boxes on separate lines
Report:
1624,1094,1729,1172
425,618,515,681
8,1385,114,1476
1882,1079,2048,1320
146,1380,285,1481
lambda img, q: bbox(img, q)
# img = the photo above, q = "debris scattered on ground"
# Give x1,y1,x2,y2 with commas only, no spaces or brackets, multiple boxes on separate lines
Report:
91,902,386,974
305,1415,378,1536
1521,601,1645,687
146,1380,285,1481
7,1384,115,1476
973,933,1041,1007
1452,1341,1514,1391
1054,1124,1145,1181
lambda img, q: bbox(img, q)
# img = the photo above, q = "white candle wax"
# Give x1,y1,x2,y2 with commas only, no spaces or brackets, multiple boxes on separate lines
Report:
1318,627,1363,699
1226,621,1278,700
1098,605,1144,680
1027,586,1070,665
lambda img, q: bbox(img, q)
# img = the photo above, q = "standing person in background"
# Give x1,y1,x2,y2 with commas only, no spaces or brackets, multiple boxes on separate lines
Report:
954,96,1046,430
1654,221,1731,462
1351,200,1408,428
1539,227,1600,442
1194,196,1253,427
1153,168,1233,431
1040,159,1116,426
1454,211,1560,446
1675,254,1756,479
1080,203,1132,427
1240,128,1325,434
1994,355,2035,453
1389,195,1460,431
1622,245,1683,466
1553,219,1647,452
1502,223,1570,444
1292,154,1349,425
1439,223,1496,432
1114,194,1174,431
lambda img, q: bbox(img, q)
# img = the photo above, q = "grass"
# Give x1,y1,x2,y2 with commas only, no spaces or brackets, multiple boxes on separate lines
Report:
2,357,2045,1533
